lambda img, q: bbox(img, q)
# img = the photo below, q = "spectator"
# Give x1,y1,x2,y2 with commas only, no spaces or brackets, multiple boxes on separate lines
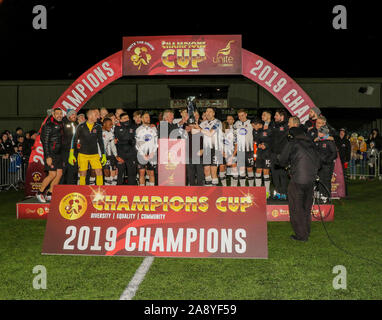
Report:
367,141,378,179
0,132,14,158
349,133,359,180
367,128,382,150
15,127,24,139
358,136,368,180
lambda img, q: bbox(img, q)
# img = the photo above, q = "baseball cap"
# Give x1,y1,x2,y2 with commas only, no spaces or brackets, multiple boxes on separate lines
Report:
66,109,77,118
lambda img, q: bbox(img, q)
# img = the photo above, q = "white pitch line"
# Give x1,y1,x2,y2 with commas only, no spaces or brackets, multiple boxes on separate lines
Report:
119,256,155,300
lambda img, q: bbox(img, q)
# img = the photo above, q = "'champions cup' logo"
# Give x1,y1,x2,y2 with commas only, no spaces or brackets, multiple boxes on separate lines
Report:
161,40,206,69
213,40,235,67
59,192,87,220
32,172,42,182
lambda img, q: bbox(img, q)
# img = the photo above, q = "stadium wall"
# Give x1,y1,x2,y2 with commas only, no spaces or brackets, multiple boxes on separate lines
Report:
1,78,381,131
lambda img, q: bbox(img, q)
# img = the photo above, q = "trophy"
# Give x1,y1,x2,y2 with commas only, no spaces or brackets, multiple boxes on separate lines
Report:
186,96,196,124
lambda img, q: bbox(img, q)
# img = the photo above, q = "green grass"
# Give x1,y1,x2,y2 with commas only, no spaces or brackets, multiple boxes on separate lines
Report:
1,180,382,300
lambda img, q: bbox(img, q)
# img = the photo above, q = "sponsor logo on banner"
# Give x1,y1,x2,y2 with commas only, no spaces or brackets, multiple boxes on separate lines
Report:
59,192,88,220
266,205,334,221
213,40,235,67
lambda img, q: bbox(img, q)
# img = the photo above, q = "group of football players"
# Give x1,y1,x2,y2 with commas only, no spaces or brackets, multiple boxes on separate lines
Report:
36,105,335,203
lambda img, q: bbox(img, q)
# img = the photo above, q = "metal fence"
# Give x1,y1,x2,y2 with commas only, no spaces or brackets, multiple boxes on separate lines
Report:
1,151,382,193
346,151,382,180
0,155,27,191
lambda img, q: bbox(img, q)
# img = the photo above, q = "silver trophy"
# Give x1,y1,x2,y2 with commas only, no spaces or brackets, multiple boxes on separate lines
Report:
186,96,196,124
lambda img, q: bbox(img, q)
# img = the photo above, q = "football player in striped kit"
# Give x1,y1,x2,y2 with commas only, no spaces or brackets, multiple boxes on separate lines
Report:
219,120,238,186
233,109,255,186
135,112,158,186
198,107,222,186
101,117,121,185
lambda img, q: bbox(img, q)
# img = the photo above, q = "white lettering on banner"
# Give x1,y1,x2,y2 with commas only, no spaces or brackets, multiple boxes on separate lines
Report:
102,62,115,77
67,89,85,107
62,225,247,255
59,62,117,111
75,83,87,99
248,58,312,123
93,67,107,83
32,145,44,165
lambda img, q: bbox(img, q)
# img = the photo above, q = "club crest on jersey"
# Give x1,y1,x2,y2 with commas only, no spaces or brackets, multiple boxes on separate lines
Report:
239,128,248,135
144,134,152,142
280,127,284,131
92,129,97,134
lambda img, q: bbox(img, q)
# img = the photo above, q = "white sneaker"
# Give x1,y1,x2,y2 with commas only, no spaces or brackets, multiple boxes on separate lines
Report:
36,192,46,203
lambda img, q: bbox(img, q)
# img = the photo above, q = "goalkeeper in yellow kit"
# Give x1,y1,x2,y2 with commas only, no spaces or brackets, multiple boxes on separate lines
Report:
69,109,107,185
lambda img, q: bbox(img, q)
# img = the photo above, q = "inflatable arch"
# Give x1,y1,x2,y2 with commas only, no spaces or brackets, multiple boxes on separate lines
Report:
25,41,318,196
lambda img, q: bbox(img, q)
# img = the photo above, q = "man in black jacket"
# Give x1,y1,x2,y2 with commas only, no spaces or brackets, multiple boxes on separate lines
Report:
60,109,78,185
36,108,64,202
271,109,289,200
315,126,338,202
278,126,321,242
114,113,138,185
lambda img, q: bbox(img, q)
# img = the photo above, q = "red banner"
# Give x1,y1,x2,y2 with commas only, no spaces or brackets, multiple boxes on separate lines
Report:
42,185,268,259
266,204,334,221
331,154,346,198
242,49,316,124
123,35,242,76
17,202,49,219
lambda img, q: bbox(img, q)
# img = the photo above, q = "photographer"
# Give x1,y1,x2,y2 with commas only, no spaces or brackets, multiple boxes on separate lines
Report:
277,126,321,242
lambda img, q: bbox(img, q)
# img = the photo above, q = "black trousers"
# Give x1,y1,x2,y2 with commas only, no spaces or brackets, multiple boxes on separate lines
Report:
288,180,314,240
340,161,348,196
186,164,204,186
318,163,334,198
271,160,289,194
117,154,137,185
60,150,78,185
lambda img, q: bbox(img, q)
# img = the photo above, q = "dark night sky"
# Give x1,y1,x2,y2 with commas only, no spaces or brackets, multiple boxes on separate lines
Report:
0,0,382,80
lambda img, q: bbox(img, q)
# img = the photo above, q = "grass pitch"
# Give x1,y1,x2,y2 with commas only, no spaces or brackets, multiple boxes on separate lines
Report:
0,180,381,300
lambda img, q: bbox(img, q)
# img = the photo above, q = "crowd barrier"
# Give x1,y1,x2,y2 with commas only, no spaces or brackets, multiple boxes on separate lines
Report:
0,156,27,191
2,152,382,193
346,151,382,180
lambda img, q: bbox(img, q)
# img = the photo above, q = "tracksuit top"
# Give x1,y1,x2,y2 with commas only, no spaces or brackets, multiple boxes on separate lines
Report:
72,121,105,155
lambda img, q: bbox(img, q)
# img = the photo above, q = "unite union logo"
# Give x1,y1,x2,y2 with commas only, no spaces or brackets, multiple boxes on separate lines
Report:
213,40,235,67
